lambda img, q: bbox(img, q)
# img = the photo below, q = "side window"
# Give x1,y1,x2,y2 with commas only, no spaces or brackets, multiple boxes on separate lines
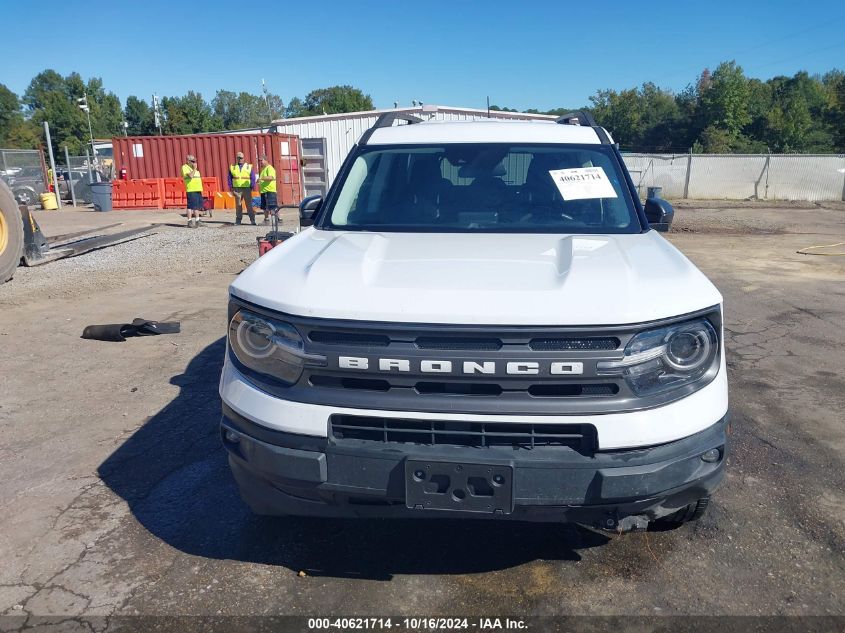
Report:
501,153,532,186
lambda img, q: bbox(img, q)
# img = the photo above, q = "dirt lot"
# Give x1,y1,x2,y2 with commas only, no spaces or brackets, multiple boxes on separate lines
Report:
1,203,844,626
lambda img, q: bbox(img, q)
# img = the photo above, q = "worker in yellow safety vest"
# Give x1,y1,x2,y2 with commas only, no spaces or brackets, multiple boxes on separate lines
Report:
181,154,204,228
257,155,277,225
228,151,256,225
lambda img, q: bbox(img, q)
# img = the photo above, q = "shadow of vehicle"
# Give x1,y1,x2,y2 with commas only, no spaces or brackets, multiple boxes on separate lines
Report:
98,337,610,580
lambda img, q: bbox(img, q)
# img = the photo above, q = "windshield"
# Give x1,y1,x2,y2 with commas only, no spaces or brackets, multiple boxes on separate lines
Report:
321,143,641,233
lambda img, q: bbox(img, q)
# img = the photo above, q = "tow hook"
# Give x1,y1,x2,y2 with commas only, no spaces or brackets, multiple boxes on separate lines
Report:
602,514,650,533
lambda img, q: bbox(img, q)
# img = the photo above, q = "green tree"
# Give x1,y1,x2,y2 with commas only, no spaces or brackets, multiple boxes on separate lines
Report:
694,126,733,153
21,69,123,154
699,61,751,140
124,96,155,135
638,82,682,150
300,85,374,116
161,91,221,135
0,84,40,148
0,84,20,133
590,88,644,148
212,90,282,129
22,69,65,111
285,97,305,118
830,78,845,151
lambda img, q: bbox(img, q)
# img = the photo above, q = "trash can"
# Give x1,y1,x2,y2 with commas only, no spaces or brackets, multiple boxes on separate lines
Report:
89,182,113,212
647,186,663,199
39,192,58,210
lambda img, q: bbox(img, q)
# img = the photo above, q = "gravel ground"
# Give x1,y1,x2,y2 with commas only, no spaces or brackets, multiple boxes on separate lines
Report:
0,223,280,306
0,203,844,625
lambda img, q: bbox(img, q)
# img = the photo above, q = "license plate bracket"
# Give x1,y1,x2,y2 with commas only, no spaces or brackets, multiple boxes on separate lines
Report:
405,460,513,514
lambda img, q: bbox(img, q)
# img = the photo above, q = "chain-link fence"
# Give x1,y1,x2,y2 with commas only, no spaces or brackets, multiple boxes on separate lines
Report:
53,155,111,205
622,153,845,201
0,149,47,206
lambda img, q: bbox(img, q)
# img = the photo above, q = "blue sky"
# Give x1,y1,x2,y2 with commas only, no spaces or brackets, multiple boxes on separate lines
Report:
4,0,845,112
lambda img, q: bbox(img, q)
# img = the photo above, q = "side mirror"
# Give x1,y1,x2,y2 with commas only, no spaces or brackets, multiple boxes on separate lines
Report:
299,195,322,227
644,197,674,232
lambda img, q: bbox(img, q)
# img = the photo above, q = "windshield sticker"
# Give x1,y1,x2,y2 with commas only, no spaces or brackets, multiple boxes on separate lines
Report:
548,167,618,201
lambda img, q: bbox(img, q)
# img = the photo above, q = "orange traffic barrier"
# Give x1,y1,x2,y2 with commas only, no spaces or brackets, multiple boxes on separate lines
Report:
139,178,164,209
123,179,138,209
111,179,165,209
111,180,128,209
221,191,235,209
161,178,185,209
201,177,219,198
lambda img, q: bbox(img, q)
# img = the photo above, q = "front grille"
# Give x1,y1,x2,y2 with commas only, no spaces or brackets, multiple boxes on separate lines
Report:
528,383,618,397
308,331,390,346
529,337,620,351
309,373,618,399
415,336,503,351
415,381,502,396
309,375,390,391
330,415,597,451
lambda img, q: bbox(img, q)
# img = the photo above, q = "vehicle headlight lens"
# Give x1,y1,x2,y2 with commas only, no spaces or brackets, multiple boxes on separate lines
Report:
597,318,718,397
228,310,324,385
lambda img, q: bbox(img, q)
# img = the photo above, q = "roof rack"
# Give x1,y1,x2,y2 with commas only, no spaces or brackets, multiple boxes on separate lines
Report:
555,110,598,127
358,112,425,145
555,110,611,144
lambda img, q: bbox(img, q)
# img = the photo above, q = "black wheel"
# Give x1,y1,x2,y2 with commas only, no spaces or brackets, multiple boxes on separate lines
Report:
13,187,35,206
652,497,710,530
0,181,25,284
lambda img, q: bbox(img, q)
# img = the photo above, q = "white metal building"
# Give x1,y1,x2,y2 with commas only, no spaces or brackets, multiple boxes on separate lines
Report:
269,105,556,197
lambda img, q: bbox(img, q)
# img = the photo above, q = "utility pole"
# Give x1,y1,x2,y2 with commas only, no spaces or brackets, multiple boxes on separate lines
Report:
43,122,62,209
152,94,162,135
77,93,95,163
64,145,77,208
261,79,275,124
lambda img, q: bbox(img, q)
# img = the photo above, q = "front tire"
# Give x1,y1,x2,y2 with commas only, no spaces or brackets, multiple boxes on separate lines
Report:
0,181,25,284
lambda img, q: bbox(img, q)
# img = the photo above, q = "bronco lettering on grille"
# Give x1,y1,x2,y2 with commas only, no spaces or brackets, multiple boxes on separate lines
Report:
338,356,584,375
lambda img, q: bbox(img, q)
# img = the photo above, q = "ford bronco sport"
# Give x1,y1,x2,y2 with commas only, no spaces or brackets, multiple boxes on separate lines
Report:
220,111,728,531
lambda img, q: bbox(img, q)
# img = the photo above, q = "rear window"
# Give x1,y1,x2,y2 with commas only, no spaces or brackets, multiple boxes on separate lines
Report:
321,143,640,234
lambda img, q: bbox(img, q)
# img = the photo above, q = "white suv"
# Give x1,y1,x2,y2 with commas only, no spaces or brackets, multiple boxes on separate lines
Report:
220,112,728,531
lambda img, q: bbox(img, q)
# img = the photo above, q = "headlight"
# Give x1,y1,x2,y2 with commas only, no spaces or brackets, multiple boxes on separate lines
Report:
597,318,718,397
228,310,325,385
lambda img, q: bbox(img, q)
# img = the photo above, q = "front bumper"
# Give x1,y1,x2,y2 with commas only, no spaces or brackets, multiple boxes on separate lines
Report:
221,405,727,526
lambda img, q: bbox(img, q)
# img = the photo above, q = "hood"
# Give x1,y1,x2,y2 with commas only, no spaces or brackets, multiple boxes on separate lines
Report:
230,229,722,326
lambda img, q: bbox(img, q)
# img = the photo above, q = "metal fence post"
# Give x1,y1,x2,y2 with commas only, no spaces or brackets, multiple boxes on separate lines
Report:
64,145,77,208
85,147,93,182
763,153,771,200
43,122,62,209
841,155,845,202
683,149,692,199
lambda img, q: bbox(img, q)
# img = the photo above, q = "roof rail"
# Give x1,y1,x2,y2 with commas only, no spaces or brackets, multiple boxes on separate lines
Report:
555,110,611,144
359,112,425,145
555,110,597,127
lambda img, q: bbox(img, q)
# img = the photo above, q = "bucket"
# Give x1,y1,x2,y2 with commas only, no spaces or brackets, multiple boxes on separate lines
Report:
257,231,294,256
647,186,663,199
39,192,58,210
89,182,113,212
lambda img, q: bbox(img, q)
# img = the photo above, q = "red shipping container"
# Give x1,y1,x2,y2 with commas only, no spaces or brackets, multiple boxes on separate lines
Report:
112,133,303,207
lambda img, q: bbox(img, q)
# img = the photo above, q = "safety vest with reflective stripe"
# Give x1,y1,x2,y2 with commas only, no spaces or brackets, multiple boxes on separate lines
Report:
230,163,252,188
259,164,277,193
181,164,203,192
